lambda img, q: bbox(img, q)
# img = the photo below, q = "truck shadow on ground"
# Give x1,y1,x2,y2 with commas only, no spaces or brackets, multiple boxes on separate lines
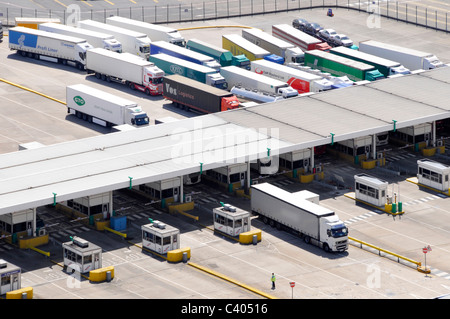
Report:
7,53,87,75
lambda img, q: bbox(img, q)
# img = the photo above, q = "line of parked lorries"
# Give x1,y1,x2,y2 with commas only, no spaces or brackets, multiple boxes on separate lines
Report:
6,16,446,129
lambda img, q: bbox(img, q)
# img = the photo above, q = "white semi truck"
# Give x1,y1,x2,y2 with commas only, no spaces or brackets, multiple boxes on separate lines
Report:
86,48,164,96
220,65,298,98
241,28,304,64
106,16,185,46
251,59,332,93
8,26,93,70
251,183,348,252
78,19,151,59
38,22,122,53
66,84,149,127
358,40,445,71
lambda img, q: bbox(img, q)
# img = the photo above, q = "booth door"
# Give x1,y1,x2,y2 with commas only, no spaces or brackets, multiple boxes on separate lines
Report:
94,253,100,270
12,273,19,291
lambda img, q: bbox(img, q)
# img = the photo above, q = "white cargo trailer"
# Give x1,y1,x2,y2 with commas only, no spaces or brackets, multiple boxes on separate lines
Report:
251,59,332,93
251,183,348,252
242,28,304,64
66,84,149,127
8,26,93,70
86,48,164,95
39,22,122,52
220,65,298,98
78,19,151,59
359,40,444,71
106,16,185,46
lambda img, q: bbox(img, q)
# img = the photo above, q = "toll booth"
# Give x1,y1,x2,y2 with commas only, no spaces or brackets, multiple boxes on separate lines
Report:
206,163,248,192
62,191,113,221
141,221,180,254
138,177,182,205
390,123,432,150
279,149,312,173
0,208,36,244
354,173,388,207
0,260,21,295
417,159,450,192
62,237,102,273
213,204,251,237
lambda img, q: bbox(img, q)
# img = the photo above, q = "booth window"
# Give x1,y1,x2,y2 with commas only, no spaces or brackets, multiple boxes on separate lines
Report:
162,236,171,246
83,255,92,264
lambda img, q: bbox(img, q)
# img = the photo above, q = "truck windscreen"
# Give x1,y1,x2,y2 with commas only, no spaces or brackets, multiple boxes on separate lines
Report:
135,115,149,126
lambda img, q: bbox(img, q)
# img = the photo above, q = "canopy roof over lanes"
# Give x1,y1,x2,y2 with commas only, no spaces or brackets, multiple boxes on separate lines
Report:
0,66,449,215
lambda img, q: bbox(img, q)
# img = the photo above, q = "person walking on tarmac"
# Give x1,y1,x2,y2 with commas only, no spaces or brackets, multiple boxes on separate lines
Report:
271,273,276,290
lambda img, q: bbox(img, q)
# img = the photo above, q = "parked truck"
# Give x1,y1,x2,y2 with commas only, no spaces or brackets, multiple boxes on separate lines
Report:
222,34,284,64
241,28,304,64
287,63,354,89
220,66,298,98
8,26,93,70
149,40,221,70
39,22,122,52
86,48,164,95
230,86,284,103
66,84,149,127
329,46,410,77
304,50,384,82
106,16,185,46
251,183,348,252
163,74,240,113
251,59,332,93
272,24,331,52
78,19,151,59
185,38,250,69
149,53,227,89
15,17,60,29
358,40,444,71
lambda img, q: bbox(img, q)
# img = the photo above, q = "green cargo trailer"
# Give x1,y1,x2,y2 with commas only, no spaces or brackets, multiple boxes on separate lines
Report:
148,53,227,89
186,38,250,69
329,46,411,77
304,50,384,82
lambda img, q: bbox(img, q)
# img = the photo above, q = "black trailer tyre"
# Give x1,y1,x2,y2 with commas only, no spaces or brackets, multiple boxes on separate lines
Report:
276,222,282,230
145,88,150,95
101,74,107,81
262,216,269,224
269,219,275,227
323,244,330,253
20,51,27,57
304,236,311,244
95,72,101,79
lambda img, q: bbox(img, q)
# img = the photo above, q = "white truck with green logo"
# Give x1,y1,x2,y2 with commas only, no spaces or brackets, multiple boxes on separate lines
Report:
66,84,149,128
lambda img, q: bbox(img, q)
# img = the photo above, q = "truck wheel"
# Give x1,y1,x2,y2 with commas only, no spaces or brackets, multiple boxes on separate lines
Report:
304,236,311,244
129,82,135,90
269,219,275,228
95,73,101,79
82,113,88,121
62,59,68,66
106,76,111,82
101,74,106,81
276,222,282,230
34,54,40,60
145,88,150,95
76,111,82,119
262,216,269,224
323,244,330,253
20,51,27,57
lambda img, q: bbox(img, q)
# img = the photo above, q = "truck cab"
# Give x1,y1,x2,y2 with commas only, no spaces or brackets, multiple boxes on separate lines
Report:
206,73,228,89
320,215,348,252
76,42,95,69
145,66,164,93
285,47,304,64
166,30,185,46
221,96,240,112
389,65,410,76
264,54,284,64
136,37,151,59
232,54,251,69
103,38,122,52
277,86,298,98
424,55,445,69
127,106,149,126
365,69,385,81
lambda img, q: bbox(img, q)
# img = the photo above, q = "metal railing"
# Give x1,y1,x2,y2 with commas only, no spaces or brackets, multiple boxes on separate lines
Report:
0,0,449,34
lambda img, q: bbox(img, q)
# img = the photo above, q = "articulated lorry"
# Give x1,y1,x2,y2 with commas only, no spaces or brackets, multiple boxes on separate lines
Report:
358,40,444,71
149,53,227,89
330,46,410,77
304,50,384,82
150,41,221,70
272,24,331,52
78,20,151,59
287,63,353,89
185,38,250,69
222,34,284,64
230,86,284,103
251,59,332,93
163,74,240,113
8,26,93,70
106,16,185,46
220,65,298,98
66,84,149,127
251,183,348,252
39,22,122,52
86,48,164,95
241,28,304,64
